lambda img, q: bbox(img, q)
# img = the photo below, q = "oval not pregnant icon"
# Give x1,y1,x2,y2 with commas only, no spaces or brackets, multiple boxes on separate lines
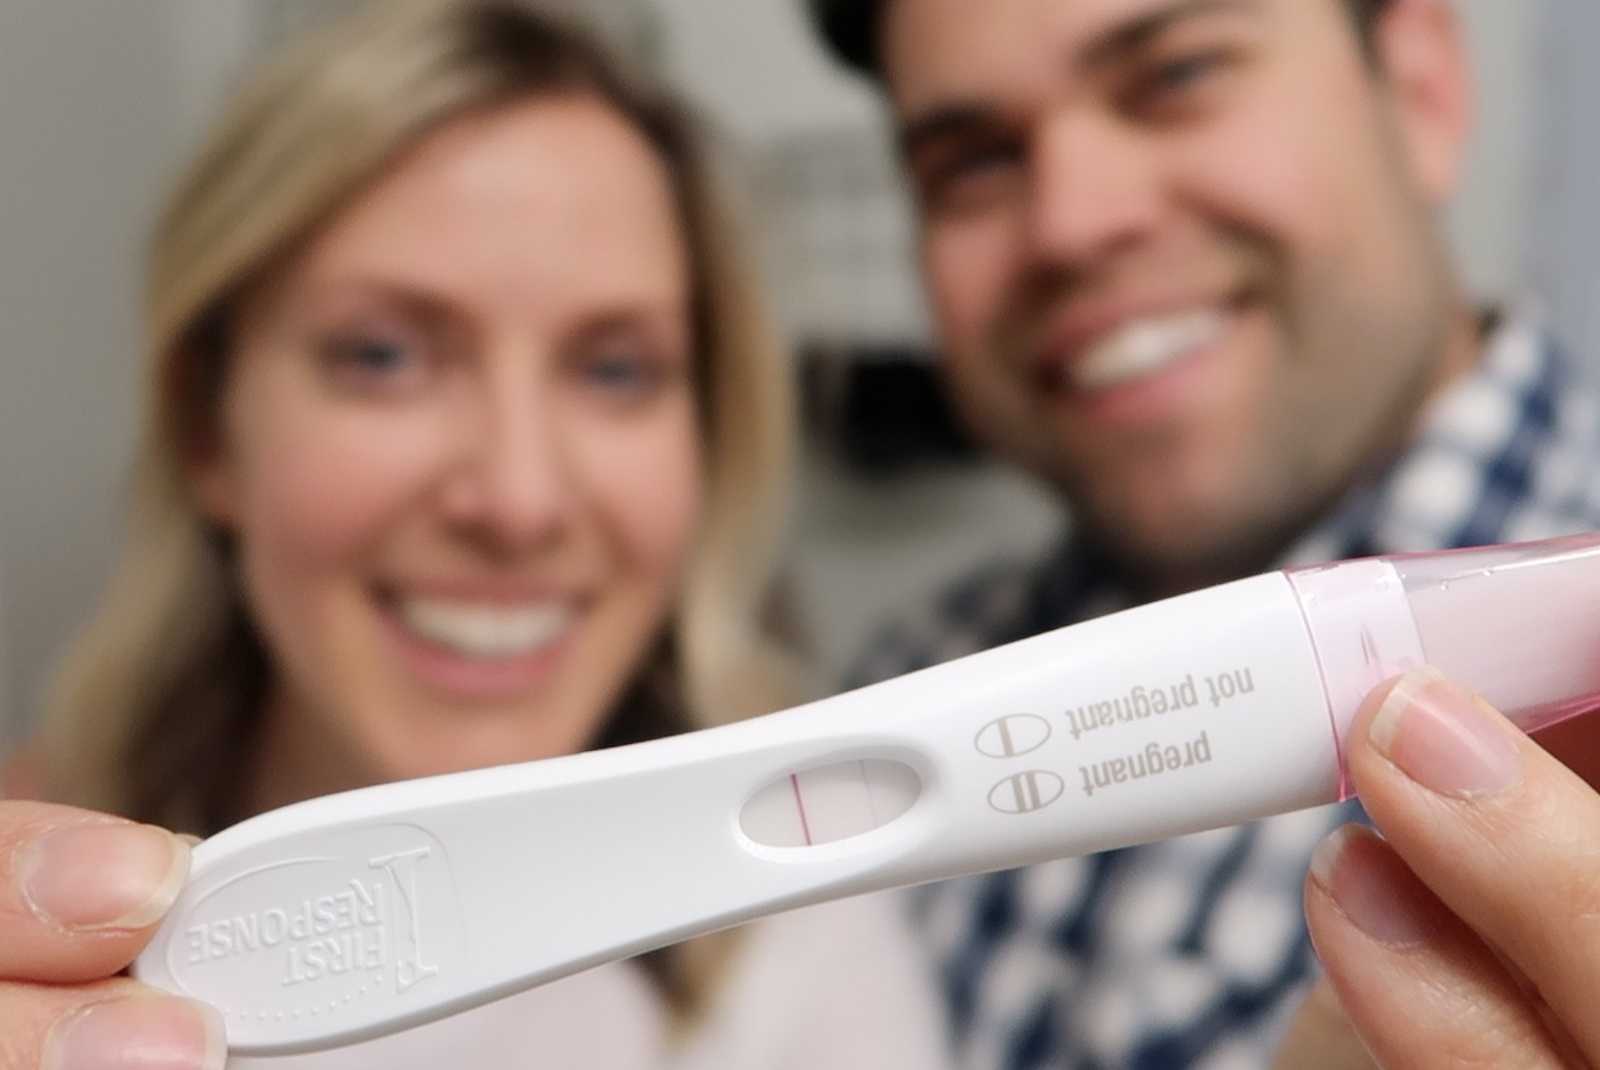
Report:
974,714,1052,759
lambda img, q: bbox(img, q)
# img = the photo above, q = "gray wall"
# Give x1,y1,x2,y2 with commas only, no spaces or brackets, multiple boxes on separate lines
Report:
0,1,255,741
1532,0,1600,362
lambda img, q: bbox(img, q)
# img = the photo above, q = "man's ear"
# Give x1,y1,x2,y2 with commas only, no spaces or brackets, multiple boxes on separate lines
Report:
1370,0,1476,205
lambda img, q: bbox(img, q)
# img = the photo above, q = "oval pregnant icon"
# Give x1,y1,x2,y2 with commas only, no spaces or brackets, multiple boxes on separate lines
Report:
741,760,921,848
974,714,1052,759
988,771,1065,815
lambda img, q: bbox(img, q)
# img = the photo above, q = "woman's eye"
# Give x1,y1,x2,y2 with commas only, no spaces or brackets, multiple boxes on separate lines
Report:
580,351,665,398
579,335,688,394
327,336,410,371
317,332,429,392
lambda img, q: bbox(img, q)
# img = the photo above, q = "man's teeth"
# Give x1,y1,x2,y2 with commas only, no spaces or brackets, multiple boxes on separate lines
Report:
1070,310,1227,391
398,599,573,658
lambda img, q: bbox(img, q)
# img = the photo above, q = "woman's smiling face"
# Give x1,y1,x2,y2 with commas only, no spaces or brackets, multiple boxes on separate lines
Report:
195,96,704,784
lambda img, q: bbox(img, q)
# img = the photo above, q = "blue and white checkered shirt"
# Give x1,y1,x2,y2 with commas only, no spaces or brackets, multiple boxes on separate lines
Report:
847,314,1600,1069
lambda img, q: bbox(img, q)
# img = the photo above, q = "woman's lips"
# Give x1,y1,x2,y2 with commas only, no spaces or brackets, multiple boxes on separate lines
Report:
375,590,580,701
396,596,574,658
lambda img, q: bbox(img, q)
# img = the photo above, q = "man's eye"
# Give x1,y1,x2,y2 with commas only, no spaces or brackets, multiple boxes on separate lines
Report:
1125,49,1233,114
1154,52,1225,91
920,141,1025,214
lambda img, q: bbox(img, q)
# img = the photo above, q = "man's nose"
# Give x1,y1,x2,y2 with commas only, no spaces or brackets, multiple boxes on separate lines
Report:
1025,109,1165,271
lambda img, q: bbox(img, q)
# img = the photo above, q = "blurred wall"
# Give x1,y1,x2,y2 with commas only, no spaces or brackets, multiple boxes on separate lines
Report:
0,1,1563,732
0,1,257,740
1531,1,1600,365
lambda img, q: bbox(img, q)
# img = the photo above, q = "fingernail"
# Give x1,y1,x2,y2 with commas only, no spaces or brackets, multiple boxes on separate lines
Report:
1368,668,1522,799
20,823,190,931
1310,824,1435,947
43,996,226,1070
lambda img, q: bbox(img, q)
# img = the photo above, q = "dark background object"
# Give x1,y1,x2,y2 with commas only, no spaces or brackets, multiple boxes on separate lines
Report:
800,346,978,475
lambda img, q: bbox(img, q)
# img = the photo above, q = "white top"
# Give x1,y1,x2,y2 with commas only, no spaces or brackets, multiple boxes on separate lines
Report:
229,892,953,1069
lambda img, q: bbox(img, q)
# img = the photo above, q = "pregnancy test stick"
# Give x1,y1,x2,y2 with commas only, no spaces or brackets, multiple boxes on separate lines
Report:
133,533,1600,1055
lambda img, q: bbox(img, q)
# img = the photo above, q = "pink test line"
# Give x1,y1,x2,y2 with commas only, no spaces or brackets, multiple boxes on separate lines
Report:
790,773,813,846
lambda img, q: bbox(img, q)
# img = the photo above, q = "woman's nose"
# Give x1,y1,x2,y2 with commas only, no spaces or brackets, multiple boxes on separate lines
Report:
437,382,577,552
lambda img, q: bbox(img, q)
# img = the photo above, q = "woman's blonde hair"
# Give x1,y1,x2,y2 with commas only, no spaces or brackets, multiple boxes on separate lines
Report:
39,0,794,1018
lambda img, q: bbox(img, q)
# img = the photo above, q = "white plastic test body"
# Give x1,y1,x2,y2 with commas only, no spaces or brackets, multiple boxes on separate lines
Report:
133,533,1600,1054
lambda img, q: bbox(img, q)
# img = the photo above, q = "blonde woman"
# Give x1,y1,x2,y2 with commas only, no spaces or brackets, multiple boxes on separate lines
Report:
0,3,951,1067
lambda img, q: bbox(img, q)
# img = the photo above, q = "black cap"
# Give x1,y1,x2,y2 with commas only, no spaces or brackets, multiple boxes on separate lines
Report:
807,0,887,80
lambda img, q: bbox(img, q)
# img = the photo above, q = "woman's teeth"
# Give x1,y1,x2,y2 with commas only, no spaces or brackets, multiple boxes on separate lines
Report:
1070,309,1227,391
397,598,573,658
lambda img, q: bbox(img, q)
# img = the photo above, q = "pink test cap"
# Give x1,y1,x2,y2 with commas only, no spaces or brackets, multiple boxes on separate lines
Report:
1289,532,1600,799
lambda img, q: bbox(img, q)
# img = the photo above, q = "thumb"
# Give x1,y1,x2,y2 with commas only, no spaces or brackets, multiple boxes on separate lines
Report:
1273,977,1378,1070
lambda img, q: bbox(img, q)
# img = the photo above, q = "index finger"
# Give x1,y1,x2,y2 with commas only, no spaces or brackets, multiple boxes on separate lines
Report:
1347,669,1600,1063
0,800,190,983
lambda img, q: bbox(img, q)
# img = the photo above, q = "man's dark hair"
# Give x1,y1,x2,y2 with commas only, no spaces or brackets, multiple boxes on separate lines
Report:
809,0,1397,81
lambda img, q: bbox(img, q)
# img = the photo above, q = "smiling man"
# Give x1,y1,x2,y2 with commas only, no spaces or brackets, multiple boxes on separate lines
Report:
812,1,1600,1066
